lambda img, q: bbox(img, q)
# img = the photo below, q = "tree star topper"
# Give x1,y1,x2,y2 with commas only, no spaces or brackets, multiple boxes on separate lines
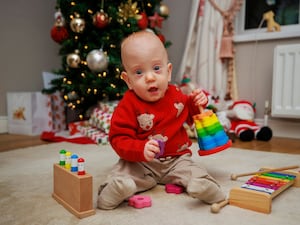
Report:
118,0,139,25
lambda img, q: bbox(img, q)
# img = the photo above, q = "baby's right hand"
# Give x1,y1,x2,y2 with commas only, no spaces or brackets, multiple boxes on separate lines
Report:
144,139,160,161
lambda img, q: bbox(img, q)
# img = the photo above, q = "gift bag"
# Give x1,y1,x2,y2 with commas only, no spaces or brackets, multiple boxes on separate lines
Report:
7,92,53,135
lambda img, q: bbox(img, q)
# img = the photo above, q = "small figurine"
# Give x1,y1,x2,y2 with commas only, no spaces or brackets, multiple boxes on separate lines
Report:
77,158,86,175
263,10,281,32
227,100,273,142
59,149,66,166
71,154,79,172
65,151,72,170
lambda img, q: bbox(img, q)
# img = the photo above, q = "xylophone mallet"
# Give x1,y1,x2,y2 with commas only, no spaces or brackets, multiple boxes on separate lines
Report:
230,165,299,181
210,199,229,213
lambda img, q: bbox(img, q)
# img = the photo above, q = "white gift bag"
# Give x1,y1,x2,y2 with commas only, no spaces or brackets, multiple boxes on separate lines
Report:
7,92,52,135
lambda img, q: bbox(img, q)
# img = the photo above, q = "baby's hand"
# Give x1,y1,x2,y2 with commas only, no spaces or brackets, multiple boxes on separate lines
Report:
190,89,208,107
144,139,160,161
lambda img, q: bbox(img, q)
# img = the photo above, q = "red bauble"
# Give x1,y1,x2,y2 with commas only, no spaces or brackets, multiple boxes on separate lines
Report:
157,33,165,43
137,12,148,29
51,25,69,43
93,10,109,29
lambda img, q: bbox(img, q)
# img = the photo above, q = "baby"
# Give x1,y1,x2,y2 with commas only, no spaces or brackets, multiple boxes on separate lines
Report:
97,31,225,209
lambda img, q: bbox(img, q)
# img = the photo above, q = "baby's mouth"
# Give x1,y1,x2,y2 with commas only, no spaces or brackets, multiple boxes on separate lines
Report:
148,87,158,93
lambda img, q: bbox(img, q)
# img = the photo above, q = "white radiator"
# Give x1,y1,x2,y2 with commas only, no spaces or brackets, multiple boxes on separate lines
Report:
272,44,300,118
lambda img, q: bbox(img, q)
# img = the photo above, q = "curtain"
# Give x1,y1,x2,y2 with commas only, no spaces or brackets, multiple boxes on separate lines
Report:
176,0,238,100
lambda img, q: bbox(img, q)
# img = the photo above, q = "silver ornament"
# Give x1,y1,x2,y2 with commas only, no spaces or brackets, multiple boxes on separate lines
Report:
86,49,109,72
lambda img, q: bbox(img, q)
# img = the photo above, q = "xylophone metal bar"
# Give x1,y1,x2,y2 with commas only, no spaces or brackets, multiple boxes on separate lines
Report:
229,168,299,214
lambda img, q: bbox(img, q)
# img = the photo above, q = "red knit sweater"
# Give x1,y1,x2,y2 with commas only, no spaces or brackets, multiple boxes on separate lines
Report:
109,84,202,162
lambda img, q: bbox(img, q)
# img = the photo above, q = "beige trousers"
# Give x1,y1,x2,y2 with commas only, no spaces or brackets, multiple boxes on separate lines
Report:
97,154,225,209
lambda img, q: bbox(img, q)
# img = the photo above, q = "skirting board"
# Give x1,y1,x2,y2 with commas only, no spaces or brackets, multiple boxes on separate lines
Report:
0,116,8,133
255,118,300,139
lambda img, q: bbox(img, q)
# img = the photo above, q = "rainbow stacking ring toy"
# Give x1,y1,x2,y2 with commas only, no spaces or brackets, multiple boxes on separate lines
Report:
193,109,231,156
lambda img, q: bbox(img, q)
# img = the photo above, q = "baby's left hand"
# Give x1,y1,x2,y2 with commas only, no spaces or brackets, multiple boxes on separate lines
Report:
190,89,208,107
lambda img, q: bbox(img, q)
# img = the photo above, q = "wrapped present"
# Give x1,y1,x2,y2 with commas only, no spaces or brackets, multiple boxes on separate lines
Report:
98,101,118,113
91,131,109,145
79,124,109,145
68,120,89,135
89,101,118,134
48,91,66,132
89,108,112,134
66,101,118,144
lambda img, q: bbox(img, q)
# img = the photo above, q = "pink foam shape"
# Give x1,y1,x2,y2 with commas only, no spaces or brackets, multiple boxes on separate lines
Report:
128,195,152,208
165,183,184,194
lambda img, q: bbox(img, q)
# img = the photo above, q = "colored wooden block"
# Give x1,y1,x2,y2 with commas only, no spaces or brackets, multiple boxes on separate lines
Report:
155,140,165,158
193,109,231,156
52,163,95,218
128,195,152,208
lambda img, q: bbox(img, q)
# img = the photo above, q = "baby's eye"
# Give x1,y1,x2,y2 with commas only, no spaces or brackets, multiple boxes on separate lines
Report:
153,65,161,71
135,69,143,75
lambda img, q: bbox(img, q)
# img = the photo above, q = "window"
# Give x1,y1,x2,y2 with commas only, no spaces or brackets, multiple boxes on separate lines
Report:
234,0,300,42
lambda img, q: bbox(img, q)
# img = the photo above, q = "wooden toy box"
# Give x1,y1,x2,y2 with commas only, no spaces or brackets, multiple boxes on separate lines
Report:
52,163,95,218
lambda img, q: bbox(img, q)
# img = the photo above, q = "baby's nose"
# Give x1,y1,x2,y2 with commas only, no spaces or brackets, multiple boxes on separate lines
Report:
145,72,155,82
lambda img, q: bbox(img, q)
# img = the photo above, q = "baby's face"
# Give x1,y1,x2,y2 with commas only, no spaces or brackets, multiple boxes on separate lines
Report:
121,32,172,102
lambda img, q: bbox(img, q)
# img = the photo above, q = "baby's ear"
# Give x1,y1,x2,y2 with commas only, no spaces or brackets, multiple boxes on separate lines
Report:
121,71,132,89
167,62,172,82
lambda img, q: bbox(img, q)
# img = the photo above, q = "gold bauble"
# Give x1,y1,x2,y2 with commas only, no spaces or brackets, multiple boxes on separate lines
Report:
70,14,85,33
67,50,81,68
159,3,169,17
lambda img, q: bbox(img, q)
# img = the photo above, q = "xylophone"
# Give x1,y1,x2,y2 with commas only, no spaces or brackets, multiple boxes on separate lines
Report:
211,165,300,214
193,107,231,156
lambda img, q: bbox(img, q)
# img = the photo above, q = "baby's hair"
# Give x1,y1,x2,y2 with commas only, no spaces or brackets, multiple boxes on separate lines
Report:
121,30,163,50
120,30,168,66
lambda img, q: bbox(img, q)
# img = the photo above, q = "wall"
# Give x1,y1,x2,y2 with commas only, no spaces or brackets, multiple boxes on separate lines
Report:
162,0,192,80
0,0,60,117
235,38,300,117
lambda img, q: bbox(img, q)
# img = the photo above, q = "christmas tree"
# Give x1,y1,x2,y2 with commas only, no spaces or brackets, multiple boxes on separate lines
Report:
45,0,170,120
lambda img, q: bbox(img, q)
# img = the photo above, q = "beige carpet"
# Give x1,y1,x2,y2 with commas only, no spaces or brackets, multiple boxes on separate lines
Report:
0,142,299,225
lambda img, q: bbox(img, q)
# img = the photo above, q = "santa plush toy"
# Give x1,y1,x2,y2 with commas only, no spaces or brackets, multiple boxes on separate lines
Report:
227,100,273,142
